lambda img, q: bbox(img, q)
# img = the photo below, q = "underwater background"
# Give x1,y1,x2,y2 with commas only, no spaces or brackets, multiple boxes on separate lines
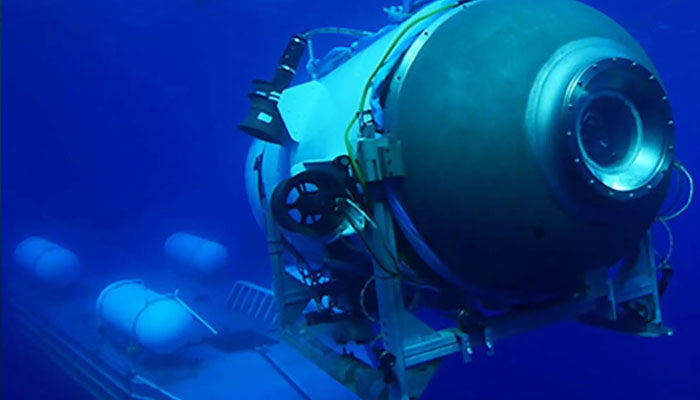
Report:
1,0,698,399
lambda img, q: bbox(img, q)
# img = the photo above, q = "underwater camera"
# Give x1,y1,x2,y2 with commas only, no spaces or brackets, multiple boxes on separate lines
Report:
240,0,693,398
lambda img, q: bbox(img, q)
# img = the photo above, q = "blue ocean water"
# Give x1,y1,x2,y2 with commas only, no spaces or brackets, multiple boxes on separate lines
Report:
1,0,698,399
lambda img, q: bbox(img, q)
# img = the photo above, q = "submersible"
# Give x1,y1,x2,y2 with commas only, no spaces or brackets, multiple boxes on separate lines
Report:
240,0,692,399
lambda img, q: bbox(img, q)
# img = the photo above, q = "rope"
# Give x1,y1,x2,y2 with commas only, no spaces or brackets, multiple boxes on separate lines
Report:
172,290,219,336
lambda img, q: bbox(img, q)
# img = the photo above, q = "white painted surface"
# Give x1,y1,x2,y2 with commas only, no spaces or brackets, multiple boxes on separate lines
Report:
14,236,80,285
97,280,194,354
165,232,228,274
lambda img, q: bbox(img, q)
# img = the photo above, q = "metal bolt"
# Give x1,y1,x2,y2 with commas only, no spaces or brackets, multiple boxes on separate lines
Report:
568,103,574,110
647,185,653,190
574,158,581,163
608,191,614,196
566,131,573,136
629,193,635,198
649,75,656,81
668,120,674,126
589,179,595,185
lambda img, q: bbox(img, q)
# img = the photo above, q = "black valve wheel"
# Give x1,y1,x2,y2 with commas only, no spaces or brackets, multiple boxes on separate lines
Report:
271,170,348,237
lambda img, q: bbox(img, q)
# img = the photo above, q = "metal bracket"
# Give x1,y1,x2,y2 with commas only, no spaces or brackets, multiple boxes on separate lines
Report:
403,329,463,367
263,202,313,327
484,328,494,356
456,332,473,363
369,202,411,398
585,268,617,321
356,136,405,183
481,232,670,343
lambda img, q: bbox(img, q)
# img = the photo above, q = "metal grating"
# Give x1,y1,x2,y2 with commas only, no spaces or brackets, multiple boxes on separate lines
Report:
225,281,279,328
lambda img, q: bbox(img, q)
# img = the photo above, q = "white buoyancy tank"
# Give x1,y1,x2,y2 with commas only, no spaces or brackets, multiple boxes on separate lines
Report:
14,237,80,285
164,232,228,274
97,280,195,354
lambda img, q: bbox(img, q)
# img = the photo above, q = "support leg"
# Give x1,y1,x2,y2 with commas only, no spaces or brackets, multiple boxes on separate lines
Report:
370,202,410,400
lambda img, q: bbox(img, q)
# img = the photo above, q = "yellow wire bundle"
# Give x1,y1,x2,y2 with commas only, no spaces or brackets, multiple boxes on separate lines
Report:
343,2,461,186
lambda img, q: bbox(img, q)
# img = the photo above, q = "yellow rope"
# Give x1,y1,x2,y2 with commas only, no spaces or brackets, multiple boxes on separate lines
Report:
343,2,460,186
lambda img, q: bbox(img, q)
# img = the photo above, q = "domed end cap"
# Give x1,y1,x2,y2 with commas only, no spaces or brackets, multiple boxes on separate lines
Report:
164,232,229,274
192,242,228,274
527,38,674,219
14,237,80,285
35,249,80,285
14,236,47,266
562,57,675,199
135,299,194,354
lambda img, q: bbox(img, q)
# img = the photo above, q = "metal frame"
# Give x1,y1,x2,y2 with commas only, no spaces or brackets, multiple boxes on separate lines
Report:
256,2,675,399
265,132,669,400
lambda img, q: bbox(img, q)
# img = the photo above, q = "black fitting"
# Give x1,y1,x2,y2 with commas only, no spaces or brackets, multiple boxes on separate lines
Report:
273,34,308,88
378,351,397,384
239,34,308,146
458,309,488,345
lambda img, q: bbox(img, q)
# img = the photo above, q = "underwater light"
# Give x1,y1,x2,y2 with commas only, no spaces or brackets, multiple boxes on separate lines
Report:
239,0,692,398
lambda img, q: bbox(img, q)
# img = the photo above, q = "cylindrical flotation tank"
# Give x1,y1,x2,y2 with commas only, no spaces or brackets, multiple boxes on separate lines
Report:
14,237,80,285
164,232,228,274
97,280,194,354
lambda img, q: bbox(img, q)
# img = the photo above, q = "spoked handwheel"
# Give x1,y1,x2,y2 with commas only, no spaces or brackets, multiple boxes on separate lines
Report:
271,170,348,237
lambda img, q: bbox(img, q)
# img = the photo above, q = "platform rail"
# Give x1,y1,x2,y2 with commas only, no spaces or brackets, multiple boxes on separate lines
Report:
225,280,279,328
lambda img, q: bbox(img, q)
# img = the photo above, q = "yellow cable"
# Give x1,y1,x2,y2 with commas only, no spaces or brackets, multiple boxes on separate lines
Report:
343,2,460,186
